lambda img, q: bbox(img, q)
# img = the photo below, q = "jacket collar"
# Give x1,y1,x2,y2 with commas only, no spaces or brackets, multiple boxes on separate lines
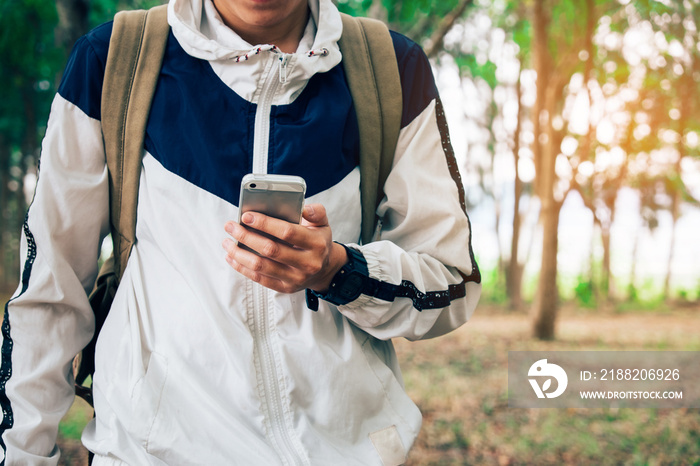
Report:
168,0,342,76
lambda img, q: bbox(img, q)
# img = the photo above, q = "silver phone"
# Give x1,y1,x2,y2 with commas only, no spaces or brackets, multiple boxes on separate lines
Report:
237,174,306,251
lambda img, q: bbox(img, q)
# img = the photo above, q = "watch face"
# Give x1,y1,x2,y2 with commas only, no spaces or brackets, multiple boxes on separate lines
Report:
338,272,365,301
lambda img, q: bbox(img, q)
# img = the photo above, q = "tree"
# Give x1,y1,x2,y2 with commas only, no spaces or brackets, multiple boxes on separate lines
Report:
336,0,474,53
0,0,164,291
528,0,629,338
530,0,585,339
599,0,700,300
0,0,63,290
498,2,532,311
640,0,700,300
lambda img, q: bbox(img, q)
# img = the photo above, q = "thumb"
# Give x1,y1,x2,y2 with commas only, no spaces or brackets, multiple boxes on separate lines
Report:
302,203,328,226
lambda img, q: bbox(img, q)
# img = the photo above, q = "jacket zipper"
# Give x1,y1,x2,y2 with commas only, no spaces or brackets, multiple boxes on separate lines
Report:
253,53,291,174
251,283,307,465
250,53,308,465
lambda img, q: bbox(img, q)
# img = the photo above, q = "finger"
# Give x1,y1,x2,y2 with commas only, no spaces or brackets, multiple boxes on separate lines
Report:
224,218,329,278
301,203,329,227
224,253,299,293
222,235,307,285
239,212,321,251
226,220,292,260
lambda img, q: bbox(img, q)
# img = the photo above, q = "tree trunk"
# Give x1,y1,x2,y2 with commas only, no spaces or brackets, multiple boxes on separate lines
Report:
628,225,640,300
589,219,599,306
490,102,504,279
55,0,90,54
423,0,474,58
532,74,571,340
0,134,9,291
532,81,561,339
601,224,611,299
507,71,525,310
17,85,39,228
532,198,562,339
367,0,388,22
530,0,563,340
664,57,692,301
531,0,549,197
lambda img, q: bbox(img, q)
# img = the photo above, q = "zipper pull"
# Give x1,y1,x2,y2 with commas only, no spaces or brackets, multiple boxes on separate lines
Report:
278,54,291,84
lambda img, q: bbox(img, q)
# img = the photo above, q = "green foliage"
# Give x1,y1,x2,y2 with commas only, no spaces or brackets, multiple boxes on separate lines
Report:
510,17,531,61
455,54,498,89
58,400,92,441
573,274,596,308
90,0,166,28
549,0,580,50
0,0,62,141
633,0,677,23
334,0,371,16
479,265,509,305
617,280,668,314
0,0,169,289
336,0,471,40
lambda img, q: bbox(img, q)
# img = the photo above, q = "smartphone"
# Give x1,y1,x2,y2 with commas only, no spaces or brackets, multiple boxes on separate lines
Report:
237,173,306,252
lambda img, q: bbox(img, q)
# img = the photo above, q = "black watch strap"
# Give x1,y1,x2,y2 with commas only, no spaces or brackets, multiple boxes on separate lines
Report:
306,244,369,311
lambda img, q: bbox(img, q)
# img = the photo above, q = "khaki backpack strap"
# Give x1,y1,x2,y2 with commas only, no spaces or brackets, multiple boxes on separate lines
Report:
101,4,169,280
339,13,403,244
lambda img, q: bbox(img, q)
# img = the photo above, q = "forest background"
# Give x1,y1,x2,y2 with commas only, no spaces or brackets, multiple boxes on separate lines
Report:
1,0,699,464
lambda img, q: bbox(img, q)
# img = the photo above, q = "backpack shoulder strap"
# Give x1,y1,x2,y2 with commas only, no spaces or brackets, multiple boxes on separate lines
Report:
75,4,170,397
101,4,169,279
74,4,170,396
338,13,403,244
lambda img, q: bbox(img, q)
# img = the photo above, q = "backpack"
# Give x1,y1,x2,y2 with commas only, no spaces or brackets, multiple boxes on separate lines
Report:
73,4,403,405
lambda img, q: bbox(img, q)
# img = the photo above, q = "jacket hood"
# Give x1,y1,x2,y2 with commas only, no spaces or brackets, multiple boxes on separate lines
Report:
168,0,342,75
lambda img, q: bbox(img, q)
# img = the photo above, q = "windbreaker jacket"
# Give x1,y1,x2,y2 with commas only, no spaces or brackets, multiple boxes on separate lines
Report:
0,0,481,464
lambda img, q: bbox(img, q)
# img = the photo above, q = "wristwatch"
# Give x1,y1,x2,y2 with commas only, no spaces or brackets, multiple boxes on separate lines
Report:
306,244,369,310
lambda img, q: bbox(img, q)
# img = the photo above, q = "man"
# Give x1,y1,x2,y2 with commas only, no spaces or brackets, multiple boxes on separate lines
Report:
1,0,481,464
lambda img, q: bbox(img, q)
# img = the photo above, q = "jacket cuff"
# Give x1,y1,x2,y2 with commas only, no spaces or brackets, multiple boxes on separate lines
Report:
305,243,369,311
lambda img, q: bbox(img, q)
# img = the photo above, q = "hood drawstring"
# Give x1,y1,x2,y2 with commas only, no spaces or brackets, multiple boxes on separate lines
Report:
233,44,279,63
307,48,329,57
231,45,329,63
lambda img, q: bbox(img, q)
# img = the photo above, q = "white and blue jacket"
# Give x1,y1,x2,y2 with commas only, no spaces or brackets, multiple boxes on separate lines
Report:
0,0,481,464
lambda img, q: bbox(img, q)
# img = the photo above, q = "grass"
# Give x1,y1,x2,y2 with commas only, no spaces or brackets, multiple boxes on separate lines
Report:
3,293,695,465
395,305,700,465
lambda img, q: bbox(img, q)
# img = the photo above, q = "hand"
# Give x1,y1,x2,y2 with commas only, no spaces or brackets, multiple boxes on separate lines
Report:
222,203,348,294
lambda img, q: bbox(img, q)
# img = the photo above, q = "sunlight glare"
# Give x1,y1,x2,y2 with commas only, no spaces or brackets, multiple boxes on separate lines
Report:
604,32,623,50
668,39,685,58
660,129,681,145
596,118,616,145
518,151,536,183
684,131,699,149
610,147,626,167
568,91,590,135
651,147,679,167
578,160,595,177
634,124,651,141
561,136,579,156
556,154,573,180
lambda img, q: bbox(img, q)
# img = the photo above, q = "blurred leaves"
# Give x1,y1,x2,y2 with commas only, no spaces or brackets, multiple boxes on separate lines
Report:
455,54,497,89
0,0,165,289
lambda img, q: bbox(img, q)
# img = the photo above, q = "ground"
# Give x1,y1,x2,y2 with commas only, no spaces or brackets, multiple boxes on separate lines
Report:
38,304,700,464
396,305,700,465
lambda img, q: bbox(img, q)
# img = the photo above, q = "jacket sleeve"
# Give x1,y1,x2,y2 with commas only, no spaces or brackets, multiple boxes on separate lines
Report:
334,34,481,341
0,32,110,464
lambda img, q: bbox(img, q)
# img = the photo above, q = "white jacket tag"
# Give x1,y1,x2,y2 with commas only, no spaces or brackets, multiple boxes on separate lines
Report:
369,425,407,466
